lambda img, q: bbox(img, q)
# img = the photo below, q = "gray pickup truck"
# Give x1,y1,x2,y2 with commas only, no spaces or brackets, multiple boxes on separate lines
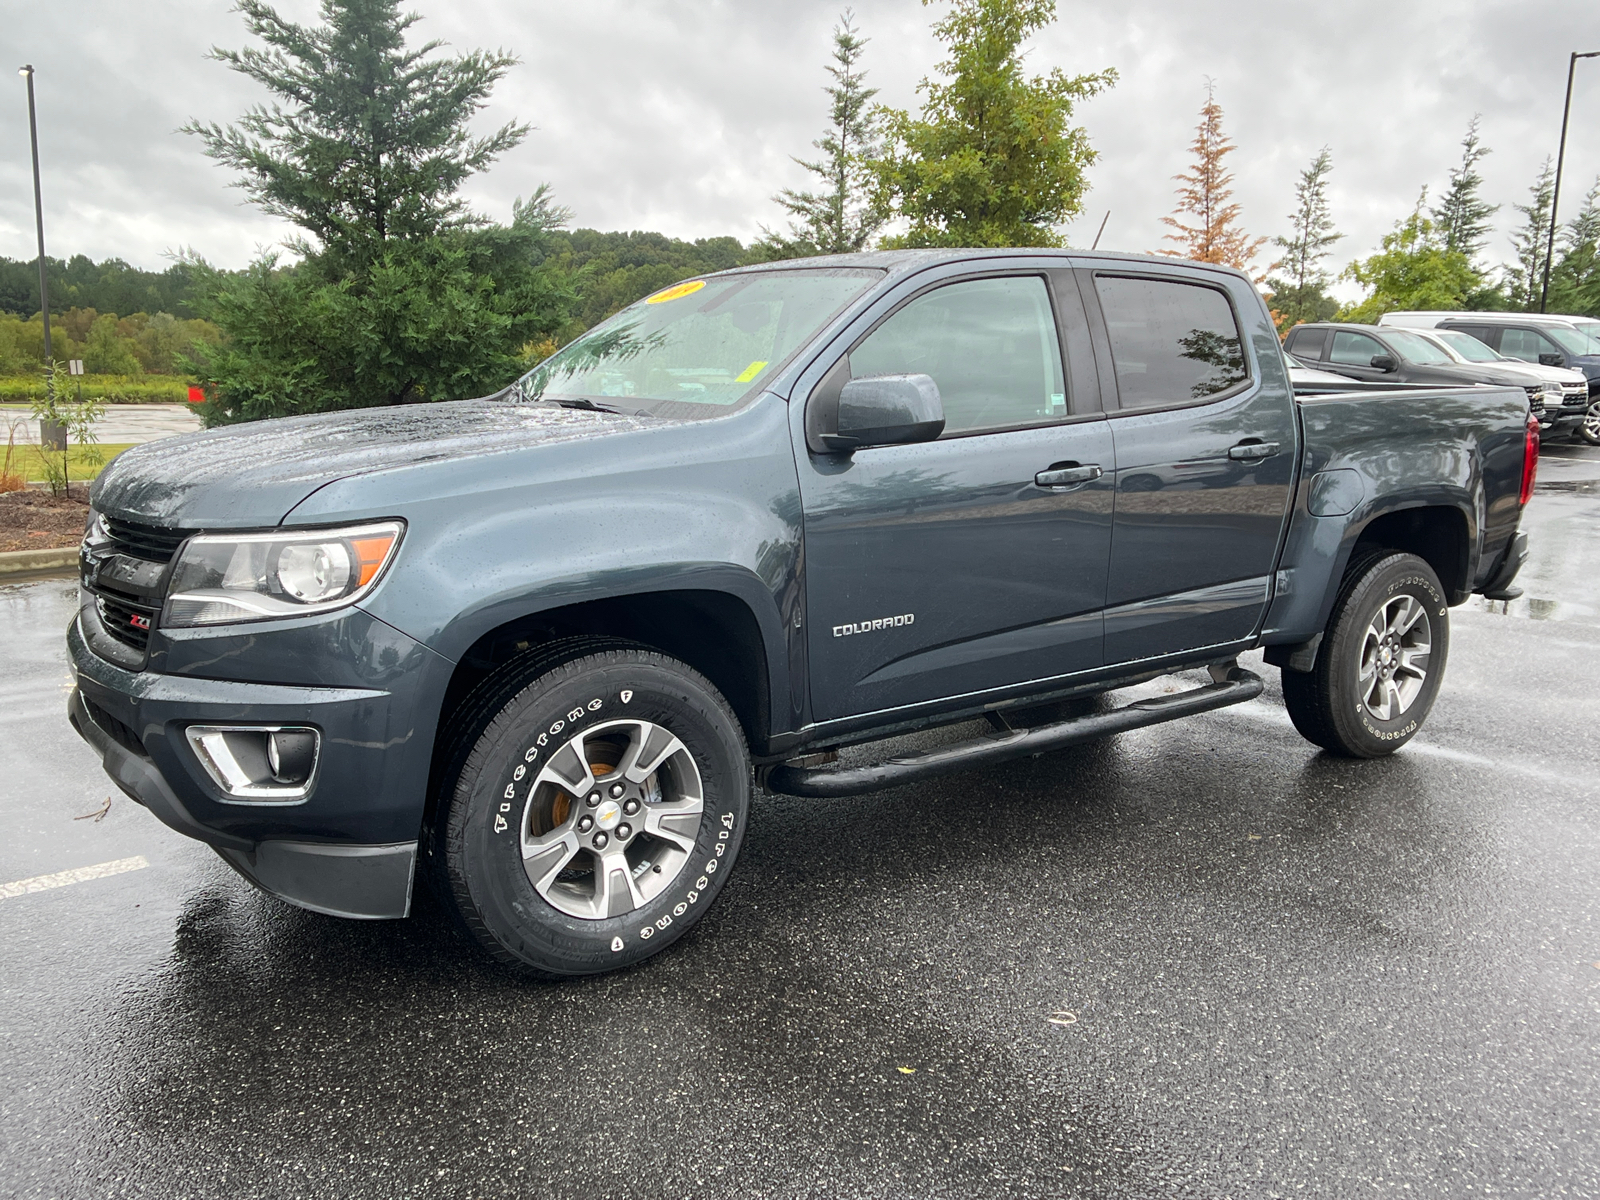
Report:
67,250,1537,977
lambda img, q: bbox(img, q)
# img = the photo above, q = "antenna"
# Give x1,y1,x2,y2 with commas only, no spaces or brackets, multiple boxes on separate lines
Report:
1091,211,1110,251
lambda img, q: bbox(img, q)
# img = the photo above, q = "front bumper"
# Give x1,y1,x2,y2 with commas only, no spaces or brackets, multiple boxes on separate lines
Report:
66,612,438,919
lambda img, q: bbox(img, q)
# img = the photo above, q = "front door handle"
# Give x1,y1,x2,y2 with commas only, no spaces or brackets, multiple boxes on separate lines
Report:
1035,464,1103,488
1228,441,1279,461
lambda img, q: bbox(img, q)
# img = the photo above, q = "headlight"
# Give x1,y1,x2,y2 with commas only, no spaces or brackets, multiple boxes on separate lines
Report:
161,520,404,628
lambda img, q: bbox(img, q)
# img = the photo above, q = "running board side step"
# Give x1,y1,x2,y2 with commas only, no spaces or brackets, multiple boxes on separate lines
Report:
766,666,1264,798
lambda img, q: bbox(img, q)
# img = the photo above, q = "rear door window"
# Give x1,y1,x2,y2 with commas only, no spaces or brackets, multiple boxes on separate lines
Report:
849,276,1067,435
1094,275,1249,408
1499,327,1556,361
1328,330,1386,367
1284,326,1327,361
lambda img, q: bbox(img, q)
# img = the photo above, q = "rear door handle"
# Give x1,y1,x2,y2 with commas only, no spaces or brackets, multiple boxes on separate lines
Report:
1035,464,1103,488
1228,441,1279,461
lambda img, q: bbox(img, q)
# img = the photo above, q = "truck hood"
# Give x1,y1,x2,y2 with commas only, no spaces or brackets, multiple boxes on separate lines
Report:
1426,361,1563,389
91,399,671,528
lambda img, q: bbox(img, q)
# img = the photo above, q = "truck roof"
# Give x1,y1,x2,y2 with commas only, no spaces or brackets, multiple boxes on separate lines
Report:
709,247,1259,287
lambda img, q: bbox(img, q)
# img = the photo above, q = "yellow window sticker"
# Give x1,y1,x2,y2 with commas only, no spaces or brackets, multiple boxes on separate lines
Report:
735,360,769,383
646,280,707,304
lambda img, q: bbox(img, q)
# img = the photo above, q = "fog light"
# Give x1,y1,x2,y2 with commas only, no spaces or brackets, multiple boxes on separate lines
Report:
185,725,320,802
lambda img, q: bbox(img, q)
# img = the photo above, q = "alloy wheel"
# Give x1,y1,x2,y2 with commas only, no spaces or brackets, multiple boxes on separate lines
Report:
518,719,704,920
1357,595,1432,722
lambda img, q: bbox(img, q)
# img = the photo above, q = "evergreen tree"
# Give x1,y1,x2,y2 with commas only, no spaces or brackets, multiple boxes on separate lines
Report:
180,0,569,422
1431,116,1498,267
1506,157,1556,311
759,11,883,258
185,0,527,265
1548,176,1600,317
1159,85,1267,274
870,0,1116,248
1266,147,1341,330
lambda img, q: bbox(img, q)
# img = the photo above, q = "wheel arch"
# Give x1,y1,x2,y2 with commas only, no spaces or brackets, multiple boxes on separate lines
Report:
430,583,780,781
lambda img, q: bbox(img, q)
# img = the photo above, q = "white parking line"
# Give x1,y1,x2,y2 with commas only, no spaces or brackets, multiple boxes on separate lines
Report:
0,856,149,900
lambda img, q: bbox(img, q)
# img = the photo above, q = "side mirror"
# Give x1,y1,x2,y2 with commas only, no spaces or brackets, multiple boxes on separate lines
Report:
1538,352,1566,367
822,374,945,451
1369,354,1398,373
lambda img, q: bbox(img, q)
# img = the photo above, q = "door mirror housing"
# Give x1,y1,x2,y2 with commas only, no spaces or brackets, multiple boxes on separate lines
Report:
1538,351,1566,367
821,374,945,452
1369,354,1398,373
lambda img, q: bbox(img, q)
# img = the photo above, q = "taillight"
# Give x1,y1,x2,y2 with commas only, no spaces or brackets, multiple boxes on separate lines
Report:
1519,413,1540,505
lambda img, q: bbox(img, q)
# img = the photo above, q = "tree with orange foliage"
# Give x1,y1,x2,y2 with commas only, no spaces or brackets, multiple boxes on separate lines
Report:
1159,86,1267,275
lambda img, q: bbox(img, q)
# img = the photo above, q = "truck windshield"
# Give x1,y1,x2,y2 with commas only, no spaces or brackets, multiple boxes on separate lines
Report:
513,268,882,416
1383,330,1453,365
1545,325,1600,355
1433,330,1500,362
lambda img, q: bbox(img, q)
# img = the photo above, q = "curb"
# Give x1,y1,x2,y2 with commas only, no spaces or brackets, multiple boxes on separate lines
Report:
0,546,79,578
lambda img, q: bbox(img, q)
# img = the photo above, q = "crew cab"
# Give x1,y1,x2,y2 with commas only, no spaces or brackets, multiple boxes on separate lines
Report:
67,250,1538,978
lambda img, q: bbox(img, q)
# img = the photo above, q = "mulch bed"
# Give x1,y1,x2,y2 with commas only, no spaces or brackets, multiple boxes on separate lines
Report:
0,486,91,553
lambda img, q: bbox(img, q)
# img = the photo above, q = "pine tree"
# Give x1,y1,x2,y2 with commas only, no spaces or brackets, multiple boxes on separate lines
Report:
180,0,569,421
870,0,1116,248
1549,176,1600,316
184,0,528,265
759,11,883,258
1431,116,1498,268
1159,86,1267,274
1266,147,1341,330
1507,157,1556,311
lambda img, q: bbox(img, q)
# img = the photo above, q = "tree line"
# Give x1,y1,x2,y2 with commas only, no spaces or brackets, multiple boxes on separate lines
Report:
1147,98,1600,330
3,0,1594,414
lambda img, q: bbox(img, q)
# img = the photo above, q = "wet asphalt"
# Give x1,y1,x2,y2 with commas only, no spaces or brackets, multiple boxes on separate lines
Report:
3,443,1598,1200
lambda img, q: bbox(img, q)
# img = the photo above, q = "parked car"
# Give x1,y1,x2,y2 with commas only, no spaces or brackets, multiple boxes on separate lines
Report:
68,250,1537,978
1408,326,1590,436
1284,320,1577,432
1378,310,1600,393
1379,309,1600,345
1379,312,1600,444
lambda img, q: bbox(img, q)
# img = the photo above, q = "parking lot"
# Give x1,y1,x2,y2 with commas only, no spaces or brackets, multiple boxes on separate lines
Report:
3,441,1597,1200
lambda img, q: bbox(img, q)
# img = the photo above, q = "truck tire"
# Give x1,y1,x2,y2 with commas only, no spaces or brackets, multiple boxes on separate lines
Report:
1281,552,1450,758
1579,399,1600,446
435,639,750,977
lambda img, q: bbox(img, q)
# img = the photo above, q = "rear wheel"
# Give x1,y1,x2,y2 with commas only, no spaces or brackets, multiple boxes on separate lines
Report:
1282,552,1450,758
435,640,750,977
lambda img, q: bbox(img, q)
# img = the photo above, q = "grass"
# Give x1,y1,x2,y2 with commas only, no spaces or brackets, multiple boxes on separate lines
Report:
1,443,135,483
0,375,191,404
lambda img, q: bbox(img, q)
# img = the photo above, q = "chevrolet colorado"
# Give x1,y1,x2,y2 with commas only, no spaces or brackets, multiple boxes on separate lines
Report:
67,250,1537,977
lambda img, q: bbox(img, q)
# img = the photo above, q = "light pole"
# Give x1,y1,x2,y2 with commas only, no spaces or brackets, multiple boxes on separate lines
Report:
1540,50,1600,314
18,65,52,364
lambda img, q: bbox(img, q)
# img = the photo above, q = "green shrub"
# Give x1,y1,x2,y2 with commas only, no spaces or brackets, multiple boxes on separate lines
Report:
0,375,191,404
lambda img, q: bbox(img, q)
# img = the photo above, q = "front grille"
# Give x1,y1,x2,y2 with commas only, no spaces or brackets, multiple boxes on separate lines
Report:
95,590,157,654
1524,389,1545,415
1562,384,1589,406
103,517,188,563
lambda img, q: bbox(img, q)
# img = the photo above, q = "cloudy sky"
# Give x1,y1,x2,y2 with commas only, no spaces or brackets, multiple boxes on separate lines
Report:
3,0,1599,302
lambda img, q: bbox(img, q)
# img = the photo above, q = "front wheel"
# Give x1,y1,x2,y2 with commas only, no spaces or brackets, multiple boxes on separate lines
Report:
1578,400,1600,446
436,641,750,977
1282,551,1450,758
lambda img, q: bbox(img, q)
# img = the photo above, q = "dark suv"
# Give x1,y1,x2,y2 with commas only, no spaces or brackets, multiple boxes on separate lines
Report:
1431,317,1600,399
